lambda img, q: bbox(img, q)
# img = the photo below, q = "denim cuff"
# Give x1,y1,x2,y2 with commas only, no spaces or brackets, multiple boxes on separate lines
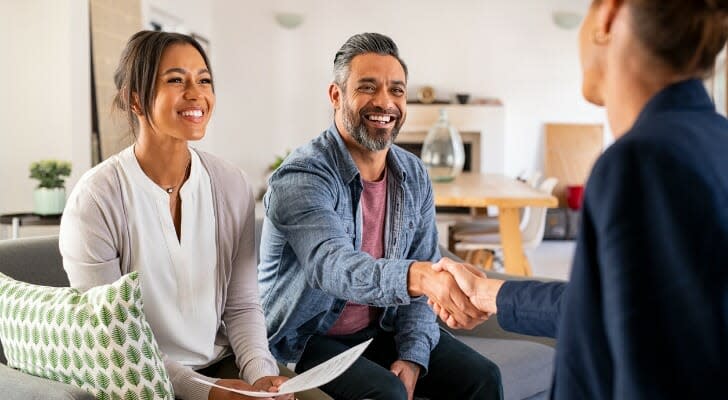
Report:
397,338,433,376
380,259,416,305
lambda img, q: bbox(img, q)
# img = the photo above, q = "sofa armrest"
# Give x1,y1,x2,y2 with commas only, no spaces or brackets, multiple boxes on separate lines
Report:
0,363,95,400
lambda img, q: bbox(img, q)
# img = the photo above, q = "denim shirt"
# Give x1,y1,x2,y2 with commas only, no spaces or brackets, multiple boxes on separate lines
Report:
258,125,441,371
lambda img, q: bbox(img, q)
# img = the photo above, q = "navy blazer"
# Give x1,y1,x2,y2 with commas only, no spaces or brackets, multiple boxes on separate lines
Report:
497,79,728,399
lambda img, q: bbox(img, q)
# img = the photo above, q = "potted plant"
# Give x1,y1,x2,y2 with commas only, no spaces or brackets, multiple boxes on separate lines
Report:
29,160,72,215
256,151,290,200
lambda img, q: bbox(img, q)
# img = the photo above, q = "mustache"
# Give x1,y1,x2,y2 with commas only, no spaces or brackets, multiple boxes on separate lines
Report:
358,106,402,119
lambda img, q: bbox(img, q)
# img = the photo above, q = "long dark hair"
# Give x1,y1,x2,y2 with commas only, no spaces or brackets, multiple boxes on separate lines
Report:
112,30,213,137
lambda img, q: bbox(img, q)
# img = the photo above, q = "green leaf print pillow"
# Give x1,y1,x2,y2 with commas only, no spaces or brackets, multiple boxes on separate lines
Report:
0,271,174,400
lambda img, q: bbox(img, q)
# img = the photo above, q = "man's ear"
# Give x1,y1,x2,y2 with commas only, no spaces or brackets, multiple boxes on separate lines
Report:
328,83,342,110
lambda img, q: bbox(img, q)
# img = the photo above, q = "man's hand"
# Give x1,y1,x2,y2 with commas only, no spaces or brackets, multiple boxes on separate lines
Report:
253,376,294,400
408,258,489,329
429,261,505,328
208,379,274,400
390,360,421,400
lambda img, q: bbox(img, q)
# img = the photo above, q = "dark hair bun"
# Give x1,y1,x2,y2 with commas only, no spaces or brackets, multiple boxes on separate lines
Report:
705,0,728,12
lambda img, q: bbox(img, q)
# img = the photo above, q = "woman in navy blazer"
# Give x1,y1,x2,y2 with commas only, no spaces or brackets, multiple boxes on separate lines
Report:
431,0,728,398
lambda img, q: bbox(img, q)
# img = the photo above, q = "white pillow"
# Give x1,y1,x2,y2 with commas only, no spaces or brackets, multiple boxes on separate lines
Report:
0,271,174,400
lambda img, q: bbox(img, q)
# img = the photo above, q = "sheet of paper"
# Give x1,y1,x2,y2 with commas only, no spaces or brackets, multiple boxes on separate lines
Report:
192,338,372,397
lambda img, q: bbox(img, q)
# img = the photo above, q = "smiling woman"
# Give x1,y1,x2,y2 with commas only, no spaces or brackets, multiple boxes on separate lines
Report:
58,31,294,400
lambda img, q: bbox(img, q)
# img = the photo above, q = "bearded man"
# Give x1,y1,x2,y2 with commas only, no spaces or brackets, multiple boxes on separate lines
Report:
258,33,503,400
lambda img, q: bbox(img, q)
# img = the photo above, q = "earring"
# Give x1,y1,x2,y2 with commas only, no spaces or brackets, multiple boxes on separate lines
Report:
592,29,610,45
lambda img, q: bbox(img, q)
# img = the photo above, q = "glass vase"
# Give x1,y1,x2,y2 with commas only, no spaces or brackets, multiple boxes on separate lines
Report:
421,109,465,182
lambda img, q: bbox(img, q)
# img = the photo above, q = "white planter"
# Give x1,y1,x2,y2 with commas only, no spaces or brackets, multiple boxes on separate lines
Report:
33,187,66,215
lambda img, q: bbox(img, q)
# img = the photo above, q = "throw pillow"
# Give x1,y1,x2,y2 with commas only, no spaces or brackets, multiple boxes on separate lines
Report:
0,271,174,400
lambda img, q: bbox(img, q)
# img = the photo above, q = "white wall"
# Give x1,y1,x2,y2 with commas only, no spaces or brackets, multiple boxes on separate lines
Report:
142,0,213,39
1,0,609,216
209,0,608,192
0,0,91,215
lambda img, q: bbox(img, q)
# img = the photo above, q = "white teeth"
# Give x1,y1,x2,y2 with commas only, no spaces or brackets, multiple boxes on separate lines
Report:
181,110,203,117
367,115,392,123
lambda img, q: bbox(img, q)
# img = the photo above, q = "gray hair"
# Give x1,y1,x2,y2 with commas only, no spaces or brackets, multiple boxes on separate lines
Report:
333,32,408,89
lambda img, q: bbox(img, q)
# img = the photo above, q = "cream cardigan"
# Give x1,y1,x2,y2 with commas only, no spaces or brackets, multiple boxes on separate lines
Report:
59,148,278,400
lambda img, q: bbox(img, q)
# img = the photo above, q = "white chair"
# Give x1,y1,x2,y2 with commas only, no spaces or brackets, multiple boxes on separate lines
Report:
454,177,559,270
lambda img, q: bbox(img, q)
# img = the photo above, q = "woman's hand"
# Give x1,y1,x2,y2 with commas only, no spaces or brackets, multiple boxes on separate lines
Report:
253,376,294,400
208,379,274,400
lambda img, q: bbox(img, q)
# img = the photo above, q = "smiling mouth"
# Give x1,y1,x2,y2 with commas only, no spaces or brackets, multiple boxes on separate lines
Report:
180,109,204,118
364,113,396,126
178,108,206,123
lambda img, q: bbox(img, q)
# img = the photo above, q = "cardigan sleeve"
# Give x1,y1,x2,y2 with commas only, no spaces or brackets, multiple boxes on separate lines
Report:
60,177,123,291
221,168,279,384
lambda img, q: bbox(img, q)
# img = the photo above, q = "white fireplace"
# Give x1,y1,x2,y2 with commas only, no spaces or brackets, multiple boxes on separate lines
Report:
396,104,506,174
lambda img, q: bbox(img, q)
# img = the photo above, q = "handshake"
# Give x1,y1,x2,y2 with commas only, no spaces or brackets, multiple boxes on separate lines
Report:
408,257,505,330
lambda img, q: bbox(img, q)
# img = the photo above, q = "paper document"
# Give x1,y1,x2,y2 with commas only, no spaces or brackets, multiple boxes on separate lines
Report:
193,338,372,397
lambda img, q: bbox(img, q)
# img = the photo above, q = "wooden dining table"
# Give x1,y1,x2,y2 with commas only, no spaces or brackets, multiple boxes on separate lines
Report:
432,172,559,276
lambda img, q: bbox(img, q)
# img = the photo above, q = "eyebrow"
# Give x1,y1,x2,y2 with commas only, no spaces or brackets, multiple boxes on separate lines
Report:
161,67,211,75
357,77,406,86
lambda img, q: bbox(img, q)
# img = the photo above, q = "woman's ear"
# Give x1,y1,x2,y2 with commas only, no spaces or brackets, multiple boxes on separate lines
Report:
595,0,624,39
130,92,142,115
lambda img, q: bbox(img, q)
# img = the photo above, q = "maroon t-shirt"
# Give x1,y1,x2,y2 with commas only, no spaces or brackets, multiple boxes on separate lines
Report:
327,174,387,336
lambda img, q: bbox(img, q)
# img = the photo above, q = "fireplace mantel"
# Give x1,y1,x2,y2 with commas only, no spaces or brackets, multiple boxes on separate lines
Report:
397,104,506,174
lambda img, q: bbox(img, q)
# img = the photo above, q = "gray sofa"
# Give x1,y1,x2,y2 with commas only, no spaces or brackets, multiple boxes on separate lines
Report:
0,235,556,399
0,235,95,400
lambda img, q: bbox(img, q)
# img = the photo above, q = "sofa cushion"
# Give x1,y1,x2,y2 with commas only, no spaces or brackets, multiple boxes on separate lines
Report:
0,363,95,400
0,235,67,287
456,336,553,400
0,271,174,400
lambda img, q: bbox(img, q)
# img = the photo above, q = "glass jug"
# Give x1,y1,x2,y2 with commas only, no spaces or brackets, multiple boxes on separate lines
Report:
421,109,465,182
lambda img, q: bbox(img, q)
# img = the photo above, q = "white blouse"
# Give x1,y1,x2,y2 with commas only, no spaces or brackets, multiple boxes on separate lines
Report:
116,146,223,368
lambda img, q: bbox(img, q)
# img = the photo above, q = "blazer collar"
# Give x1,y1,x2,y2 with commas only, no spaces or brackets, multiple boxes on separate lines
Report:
635,79,715,127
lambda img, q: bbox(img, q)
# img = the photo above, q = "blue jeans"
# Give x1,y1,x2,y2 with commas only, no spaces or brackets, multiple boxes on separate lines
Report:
296,326,503,400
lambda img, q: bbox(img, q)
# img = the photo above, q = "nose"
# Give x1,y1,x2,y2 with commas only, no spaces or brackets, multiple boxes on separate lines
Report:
184,81,202,100
371,88,395,109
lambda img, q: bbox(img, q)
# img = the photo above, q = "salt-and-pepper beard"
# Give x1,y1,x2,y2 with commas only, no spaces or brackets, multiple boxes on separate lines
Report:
341,99,403,152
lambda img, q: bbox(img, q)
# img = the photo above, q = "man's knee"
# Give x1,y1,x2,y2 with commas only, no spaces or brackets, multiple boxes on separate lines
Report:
363,373,407,400
468,357,504,399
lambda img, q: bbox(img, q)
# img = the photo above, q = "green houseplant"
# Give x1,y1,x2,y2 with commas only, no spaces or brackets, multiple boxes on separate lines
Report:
29,160,71,215
256,151,290,200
